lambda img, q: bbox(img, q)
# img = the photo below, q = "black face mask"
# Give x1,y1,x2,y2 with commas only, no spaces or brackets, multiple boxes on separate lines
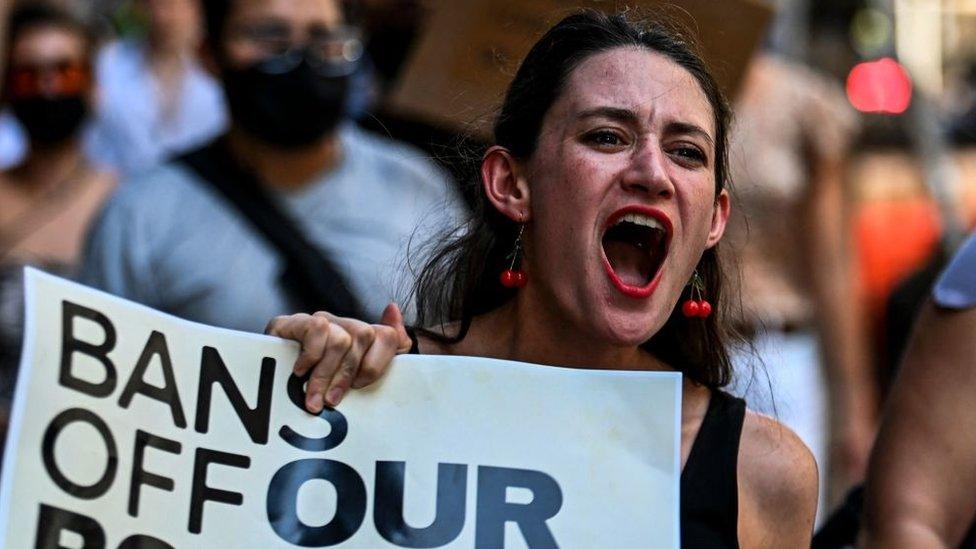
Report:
10,95,88,146
221,54,350,148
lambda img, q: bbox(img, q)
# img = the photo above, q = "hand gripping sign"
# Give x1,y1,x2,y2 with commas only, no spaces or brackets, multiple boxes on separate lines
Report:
0,269,681,548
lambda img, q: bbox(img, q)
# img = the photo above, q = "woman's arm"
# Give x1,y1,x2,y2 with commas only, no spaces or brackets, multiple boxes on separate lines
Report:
266,303,412,411
738,412,819,547
860,304,976,548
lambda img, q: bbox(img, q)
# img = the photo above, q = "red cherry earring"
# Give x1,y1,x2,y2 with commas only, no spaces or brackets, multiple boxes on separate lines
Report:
681,270,712,318
500,224,527,288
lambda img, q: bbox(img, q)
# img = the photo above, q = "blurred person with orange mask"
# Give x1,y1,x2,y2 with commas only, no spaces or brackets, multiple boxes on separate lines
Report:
0,0,226,175
0,2,116,443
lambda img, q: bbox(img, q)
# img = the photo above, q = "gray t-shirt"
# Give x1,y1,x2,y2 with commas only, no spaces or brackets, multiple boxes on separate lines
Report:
934,233,976,310
80,125,464,332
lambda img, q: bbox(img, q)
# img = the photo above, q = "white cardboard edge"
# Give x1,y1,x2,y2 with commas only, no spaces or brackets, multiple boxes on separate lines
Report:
672,373,683,548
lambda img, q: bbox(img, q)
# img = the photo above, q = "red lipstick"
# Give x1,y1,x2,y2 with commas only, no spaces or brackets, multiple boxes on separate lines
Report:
601,205,672,299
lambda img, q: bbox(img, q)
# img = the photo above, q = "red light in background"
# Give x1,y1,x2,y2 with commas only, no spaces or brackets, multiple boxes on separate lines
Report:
846,58,913,114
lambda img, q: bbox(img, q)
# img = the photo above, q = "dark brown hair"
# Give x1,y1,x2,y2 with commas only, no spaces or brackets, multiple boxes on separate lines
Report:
414,9,739,388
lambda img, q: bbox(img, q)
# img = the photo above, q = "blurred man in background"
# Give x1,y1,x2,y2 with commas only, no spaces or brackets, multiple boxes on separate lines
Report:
81,0,464,332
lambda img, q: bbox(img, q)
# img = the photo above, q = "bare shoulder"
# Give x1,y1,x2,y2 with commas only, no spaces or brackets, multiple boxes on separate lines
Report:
737,411,818,546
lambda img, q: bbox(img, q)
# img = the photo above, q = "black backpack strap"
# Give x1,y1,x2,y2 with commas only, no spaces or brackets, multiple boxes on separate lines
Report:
179,139,365,319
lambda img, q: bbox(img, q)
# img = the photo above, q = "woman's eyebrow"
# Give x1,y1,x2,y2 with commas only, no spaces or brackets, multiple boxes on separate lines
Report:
665,122,714,147
578,108,714,145
577,106,640,124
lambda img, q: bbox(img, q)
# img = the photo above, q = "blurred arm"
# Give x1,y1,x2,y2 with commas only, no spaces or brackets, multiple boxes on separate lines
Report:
860,303,976,548
803,153,878,482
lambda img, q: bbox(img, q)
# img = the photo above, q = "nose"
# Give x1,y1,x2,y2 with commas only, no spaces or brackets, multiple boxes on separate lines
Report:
620,140,675,200
38,73,61,96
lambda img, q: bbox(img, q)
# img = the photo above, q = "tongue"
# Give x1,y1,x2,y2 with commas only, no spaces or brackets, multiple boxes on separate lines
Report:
604,241,652,286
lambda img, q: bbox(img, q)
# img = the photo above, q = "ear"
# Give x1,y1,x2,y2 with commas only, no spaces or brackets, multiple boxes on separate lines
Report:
705,189,730,248
481,145,531,222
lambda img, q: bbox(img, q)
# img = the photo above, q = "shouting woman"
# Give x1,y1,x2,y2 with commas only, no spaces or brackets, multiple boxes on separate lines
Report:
269,10,818,547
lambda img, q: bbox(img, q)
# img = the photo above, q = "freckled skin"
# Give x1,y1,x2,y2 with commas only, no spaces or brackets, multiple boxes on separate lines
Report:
519,47,728,348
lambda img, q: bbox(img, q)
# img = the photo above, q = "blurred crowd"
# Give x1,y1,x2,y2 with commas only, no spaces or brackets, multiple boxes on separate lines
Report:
0,0,974,542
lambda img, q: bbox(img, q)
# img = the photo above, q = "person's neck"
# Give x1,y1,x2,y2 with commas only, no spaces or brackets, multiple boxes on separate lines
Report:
226,127,341,190
12,140,87,193
146,30,194,64
464,290,666,372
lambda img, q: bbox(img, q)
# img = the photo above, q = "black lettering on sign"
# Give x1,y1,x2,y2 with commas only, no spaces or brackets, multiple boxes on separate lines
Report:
118,331,187,428
34,503,106,549
41,408,117,500
188,448,250,534
60,301,117,398
475,466,563,549
374,461,467,548
266,459,366,547
194,347,275,444
279,373,347,451
129,430,181,517
117,535,174,549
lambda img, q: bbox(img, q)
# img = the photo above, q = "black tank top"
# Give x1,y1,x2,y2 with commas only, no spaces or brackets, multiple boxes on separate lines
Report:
681,390,746,548
404,331,746,547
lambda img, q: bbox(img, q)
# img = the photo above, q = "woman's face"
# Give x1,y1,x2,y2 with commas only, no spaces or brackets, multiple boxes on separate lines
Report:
521,47,729,347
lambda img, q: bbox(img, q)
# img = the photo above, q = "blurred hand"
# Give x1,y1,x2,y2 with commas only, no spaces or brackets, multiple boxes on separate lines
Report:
266,303,412,413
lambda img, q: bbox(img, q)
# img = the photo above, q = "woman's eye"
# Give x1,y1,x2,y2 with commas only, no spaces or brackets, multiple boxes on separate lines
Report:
670,146,706,165
584,130,625,148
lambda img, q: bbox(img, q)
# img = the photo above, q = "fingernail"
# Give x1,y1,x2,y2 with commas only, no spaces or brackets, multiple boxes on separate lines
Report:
327,388,344,407
308,393,323,412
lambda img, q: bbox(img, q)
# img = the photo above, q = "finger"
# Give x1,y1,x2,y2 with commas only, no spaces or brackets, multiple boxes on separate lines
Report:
293,313,333,376
266,313,333,377
264,316,282,335
305,323,353,413
266,313,311,339
352,325,400,389
324,324,376,407
378,303,412,353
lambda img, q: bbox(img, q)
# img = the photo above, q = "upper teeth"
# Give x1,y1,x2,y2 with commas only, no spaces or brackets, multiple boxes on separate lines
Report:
616,213,664,231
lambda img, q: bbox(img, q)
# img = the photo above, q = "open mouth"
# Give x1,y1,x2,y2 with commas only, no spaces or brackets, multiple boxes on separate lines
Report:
601,207,671,298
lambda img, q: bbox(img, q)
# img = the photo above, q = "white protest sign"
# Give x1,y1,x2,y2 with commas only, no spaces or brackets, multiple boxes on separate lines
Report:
1,269,681,548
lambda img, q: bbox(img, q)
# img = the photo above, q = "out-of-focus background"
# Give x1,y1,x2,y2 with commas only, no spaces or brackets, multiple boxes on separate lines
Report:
1,0,975,526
